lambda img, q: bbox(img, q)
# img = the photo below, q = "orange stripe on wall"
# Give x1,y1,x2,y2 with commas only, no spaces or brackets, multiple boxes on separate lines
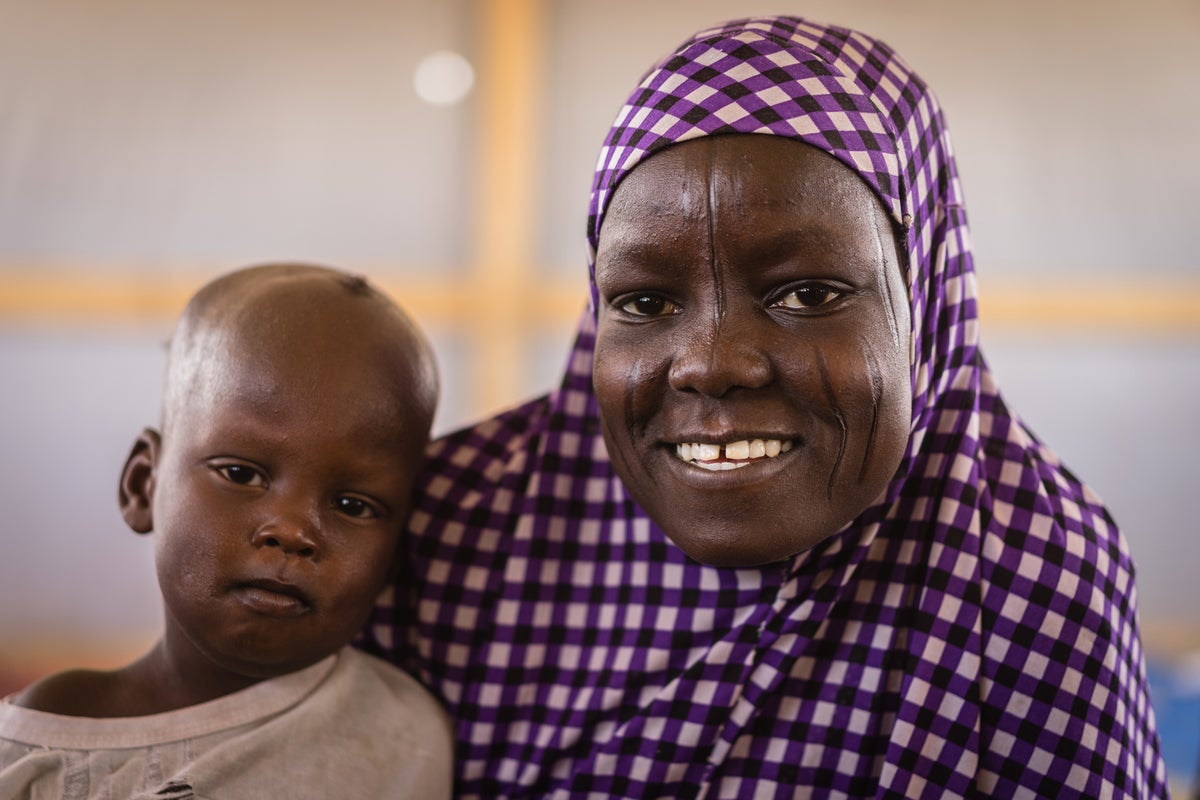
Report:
1,272,1196,332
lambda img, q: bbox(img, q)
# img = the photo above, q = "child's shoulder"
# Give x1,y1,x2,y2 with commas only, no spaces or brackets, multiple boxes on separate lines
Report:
335,647,445,709
327,648,451,735
10,667,124,717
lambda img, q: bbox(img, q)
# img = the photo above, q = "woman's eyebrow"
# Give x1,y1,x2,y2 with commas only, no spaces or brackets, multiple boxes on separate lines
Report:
598,224,853,272
595,237,682,270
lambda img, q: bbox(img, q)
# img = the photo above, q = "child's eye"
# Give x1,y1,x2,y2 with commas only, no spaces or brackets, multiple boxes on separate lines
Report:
617,294,679,317
214,464,266,487
334,496,381,520
772,283,845,310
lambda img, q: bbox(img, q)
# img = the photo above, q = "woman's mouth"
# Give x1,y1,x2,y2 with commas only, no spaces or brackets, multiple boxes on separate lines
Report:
674,438,795,471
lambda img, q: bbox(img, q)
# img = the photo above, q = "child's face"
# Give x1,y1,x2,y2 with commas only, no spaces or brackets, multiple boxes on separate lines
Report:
128,288,430,681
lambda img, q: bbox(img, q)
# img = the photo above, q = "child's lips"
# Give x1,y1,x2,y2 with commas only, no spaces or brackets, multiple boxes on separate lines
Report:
232,578,311,617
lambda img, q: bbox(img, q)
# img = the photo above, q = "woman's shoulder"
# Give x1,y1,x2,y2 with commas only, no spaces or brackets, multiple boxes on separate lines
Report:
970,426,1142,675
975,401,1122,552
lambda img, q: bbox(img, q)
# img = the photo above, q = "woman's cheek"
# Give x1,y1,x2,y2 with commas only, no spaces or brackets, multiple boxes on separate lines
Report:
852,338,912,492
595,328,654,440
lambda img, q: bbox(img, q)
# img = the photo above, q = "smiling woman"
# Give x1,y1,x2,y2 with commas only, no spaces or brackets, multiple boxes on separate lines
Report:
593,136,911,566
366,14,1170,799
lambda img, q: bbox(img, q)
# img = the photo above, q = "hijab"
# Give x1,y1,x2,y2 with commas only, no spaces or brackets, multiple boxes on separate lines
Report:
367,16,1167,798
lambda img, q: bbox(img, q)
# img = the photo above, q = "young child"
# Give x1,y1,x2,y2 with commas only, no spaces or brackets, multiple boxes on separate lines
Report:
0,263,452,798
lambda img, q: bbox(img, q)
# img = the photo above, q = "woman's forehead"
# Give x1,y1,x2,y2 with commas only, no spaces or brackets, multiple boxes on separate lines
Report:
600,136,890,241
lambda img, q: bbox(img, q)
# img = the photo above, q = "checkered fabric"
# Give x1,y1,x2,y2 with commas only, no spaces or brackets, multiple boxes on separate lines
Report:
366,16,1168,798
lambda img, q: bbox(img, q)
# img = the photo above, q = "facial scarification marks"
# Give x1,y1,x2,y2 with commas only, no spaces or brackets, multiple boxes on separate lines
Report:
621,355,659,487
858,339,883,484
705,140,726,380
872,208,902,350
816,347,847,501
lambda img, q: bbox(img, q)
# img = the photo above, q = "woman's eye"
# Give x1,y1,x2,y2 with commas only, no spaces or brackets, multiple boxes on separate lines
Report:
774,284,843,310
214,464,265,487
335,496,379,520
617,294,677,317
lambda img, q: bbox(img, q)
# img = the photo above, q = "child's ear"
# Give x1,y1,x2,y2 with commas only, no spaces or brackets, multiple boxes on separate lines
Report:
119,428,161,534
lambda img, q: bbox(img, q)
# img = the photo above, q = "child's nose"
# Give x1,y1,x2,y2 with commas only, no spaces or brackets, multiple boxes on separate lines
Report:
251,510,320,558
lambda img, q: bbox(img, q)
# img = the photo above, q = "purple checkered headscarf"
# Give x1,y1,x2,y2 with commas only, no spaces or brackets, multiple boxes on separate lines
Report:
367,16,1167,798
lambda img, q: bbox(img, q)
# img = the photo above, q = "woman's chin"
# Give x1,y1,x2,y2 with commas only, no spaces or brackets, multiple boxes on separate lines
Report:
662,523,833,569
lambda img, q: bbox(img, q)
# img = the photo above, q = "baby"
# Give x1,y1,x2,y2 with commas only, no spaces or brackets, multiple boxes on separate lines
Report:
0,264,452,798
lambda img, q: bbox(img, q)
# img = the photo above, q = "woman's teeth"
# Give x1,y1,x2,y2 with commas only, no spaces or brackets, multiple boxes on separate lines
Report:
675,439,793,470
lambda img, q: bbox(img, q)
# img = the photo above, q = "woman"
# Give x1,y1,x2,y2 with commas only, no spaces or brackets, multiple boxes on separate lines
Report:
367,16,1167,798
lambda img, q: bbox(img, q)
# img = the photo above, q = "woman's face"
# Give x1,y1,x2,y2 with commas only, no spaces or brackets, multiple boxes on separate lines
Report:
593,135,912,567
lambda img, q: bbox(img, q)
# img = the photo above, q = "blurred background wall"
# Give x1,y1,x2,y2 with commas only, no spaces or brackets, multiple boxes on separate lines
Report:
1,0,1197,784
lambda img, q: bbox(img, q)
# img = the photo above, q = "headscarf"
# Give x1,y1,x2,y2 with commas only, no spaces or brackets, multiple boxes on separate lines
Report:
367,16,1167,798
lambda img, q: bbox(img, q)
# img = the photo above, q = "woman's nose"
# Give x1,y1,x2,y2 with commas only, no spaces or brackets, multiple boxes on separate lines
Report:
251,508,320,559
667,310,772,397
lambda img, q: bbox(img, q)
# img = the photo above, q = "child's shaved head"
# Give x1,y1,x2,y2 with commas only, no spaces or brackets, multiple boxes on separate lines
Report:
162,263,437,444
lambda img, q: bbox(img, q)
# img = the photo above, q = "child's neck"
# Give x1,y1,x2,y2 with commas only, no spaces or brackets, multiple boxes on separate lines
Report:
118,639,267,715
